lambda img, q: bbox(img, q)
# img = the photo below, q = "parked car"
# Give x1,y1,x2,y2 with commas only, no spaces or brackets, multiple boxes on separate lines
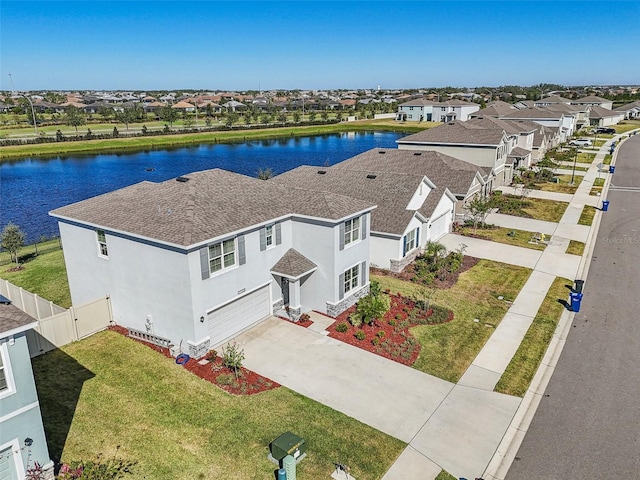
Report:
569,138,593,147
596,127,616,134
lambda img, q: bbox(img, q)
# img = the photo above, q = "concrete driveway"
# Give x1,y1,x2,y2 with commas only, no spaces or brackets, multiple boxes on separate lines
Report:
234,316,454,443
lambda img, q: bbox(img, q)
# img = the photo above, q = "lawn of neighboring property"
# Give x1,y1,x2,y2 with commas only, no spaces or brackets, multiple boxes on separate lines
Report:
578,205,597,226
494,277,572,397
534,174,582,194
0,119,430,161
577,152,597,163
566,240,586,256
456,225,547,251
590,177,605,196
0,248,71,308
614,122,640,133
494,194,568,223
33,331,404,480
603,153,613,165
372,260,532,382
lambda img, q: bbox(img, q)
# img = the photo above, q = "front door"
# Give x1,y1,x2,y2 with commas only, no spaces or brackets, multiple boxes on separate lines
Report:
281,277,290,306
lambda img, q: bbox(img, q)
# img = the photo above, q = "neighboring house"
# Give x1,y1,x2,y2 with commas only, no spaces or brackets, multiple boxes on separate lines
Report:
271,159,457,272
588,105,625,127
50,169,375,357
533,95,572,107
571,95,614,110
0,295,53,480
171,101,196,113
397,98,479,122
330,148,489,222
396,119,514,185
614,100,640,120
469,101,518,118
500,107,577,142
222,100,246,112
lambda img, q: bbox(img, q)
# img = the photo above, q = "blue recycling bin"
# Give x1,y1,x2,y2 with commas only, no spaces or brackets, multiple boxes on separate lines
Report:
277,468,286,480
609,165,616,174
602,200,610,211
570,292,583,313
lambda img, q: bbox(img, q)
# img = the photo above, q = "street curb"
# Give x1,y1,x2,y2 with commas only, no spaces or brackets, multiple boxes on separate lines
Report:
481,129,638,480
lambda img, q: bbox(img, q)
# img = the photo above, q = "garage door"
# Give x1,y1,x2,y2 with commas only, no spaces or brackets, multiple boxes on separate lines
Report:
207,285,271,346
429,213,450,241
0,446,18,480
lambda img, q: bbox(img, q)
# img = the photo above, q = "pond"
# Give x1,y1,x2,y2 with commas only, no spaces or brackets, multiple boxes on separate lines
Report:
0,131,405,242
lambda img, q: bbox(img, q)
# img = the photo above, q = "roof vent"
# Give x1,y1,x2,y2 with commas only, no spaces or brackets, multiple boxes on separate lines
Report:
176,176,190,183
413,152,422,156
378,150,386,154
448,122,456,125
317,170,327,174
366,174,377,179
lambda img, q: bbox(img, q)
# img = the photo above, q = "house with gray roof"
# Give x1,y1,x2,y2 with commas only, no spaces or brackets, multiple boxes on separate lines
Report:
50,169,375,357
588,105,624,127
396,98,480,122
571,95,613,110
396,119,516,185
271,158,457,272
0,295,53,479
500,107,577,141
614,100,640,120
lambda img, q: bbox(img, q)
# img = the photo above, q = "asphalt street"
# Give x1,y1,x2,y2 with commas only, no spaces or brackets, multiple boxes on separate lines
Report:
506,133,640,479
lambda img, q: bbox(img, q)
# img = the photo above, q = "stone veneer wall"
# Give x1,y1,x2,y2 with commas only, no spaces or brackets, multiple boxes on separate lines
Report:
326,284,370,317
188,337,211,359
389,248,422,273
272,299,284,312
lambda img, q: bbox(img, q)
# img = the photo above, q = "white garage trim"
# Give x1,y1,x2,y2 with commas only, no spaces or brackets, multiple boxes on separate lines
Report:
0,439,23,480
429,212,450,241
207,282,271,347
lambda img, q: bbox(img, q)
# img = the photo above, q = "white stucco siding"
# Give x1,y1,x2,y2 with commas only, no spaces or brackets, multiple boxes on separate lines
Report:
458,104,481,121
427,193,455,242
58,221,195,346
398,143,498,169
369,234,399,270
333,213,371,298
291,218,340,313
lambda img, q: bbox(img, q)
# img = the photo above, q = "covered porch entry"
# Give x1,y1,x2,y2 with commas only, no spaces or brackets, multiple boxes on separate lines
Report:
271,248,317,321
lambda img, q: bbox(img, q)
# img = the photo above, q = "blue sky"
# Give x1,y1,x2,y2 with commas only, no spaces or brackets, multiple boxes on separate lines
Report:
1,1,639,91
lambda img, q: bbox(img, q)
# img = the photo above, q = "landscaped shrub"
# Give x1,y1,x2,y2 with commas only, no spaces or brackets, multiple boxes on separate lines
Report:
388,319,397,327
335,322,349,333
377,330,386,338
349,313,363,328
222,342,245,379
350,281,390,326
354,330,366,341
216,373,238,387
372,337,380,346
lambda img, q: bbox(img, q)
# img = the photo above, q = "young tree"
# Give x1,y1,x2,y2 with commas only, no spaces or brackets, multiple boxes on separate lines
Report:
308,111,317,122
1,223,26,266
97,105,114,122
225,112,239,127
160,105,178,127
292,111,301,123
464,195,494,233
64,106,86,133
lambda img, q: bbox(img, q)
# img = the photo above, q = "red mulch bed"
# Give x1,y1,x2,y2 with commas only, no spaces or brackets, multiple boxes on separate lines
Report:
371,255,480,289
277,314,313,328
108,325,279,395
5,265,25,272
327,293,453,366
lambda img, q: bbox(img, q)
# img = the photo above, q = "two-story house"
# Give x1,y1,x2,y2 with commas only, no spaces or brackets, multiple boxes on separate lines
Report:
0,296,53,480
396,119,514,185
397,98,480,122
50,169,375,358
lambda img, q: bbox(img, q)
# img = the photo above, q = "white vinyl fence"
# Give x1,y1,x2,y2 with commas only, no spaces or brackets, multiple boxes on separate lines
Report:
0,280,113,357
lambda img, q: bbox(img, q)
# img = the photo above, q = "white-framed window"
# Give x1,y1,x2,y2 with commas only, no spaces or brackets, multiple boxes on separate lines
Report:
344,265,359,294
405,228,417,253
344,217,360,246
97,230,108,257
441,107,446,111
265,225,274,248
0,342,15,398
208,238,236,273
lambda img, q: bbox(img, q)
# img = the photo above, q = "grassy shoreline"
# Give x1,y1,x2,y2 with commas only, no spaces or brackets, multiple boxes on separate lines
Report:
0,120,429,162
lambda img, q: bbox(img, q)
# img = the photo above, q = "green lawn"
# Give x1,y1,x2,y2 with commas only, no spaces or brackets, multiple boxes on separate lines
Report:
614,122,640,133
590,177,606,196
603,153,613,165
33,331,404,480
494,195,568,223
457,226,546,251
534,174,582,194
578,205,597,226
1,119,427,161
566,240,585,256
577,152,597,163
494,277,572,397
0,248,71,308
372,260,532,382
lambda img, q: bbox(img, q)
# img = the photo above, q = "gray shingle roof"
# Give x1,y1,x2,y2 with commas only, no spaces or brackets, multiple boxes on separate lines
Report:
508,147,531,157
331,148,486,196
502,107,566,120
573,95,610,104
271,166,427,235
0,300,37,336
50,169,375,247
589,105,621,119
271,249,317,279
470,101,517,117
397,120,505,146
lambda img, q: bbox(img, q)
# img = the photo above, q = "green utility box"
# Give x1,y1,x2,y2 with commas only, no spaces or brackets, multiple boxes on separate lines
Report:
270,432,306,462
